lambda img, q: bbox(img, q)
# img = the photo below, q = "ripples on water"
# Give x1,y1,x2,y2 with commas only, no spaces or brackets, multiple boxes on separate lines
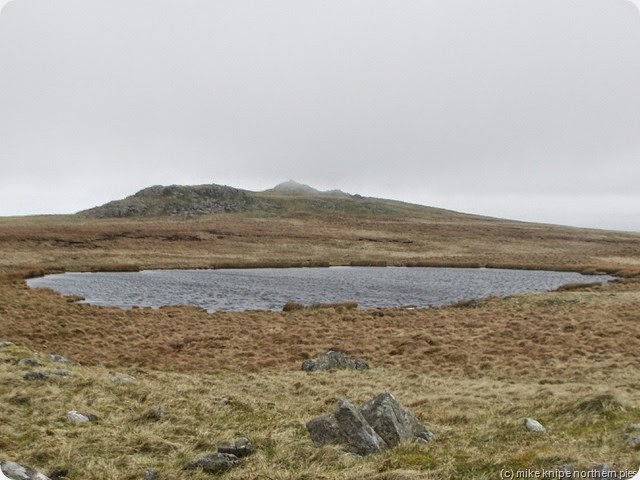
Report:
26,267,612,312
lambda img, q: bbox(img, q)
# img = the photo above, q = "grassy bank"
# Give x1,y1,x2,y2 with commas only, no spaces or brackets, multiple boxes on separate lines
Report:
2,342,640,480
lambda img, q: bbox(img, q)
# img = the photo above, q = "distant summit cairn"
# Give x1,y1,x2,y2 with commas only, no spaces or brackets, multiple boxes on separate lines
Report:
268,180,321,195
266,180,351,198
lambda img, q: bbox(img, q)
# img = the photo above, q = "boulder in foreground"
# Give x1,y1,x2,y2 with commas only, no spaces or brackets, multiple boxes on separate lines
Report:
306,392,434,455
0,460,51,480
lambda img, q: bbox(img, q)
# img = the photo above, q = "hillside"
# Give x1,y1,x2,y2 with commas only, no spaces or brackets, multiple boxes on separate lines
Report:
1,182,640,479
78,180,481,220
79,183,271,218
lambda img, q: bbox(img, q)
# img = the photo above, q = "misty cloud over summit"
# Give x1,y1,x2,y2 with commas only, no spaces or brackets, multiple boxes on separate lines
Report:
0,0,639,230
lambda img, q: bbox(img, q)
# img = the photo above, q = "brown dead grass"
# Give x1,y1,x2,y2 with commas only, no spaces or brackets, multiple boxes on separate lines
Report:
1,343,639,480
0,213,640,478
0,213,638,382
0,213,639,277
1,277,639,384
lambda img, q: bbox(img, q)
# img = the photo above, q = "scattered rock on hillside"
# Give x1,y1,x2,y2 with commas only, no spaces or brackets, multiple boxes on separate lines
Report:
0,341,14,349
141,468,158,479
217,438,254,458
523,418,546,433
184,437,253,474
111,373,137,383
18,358,41,368
184,453,239,473
0,460,51,480
23,372,49,381
301,350,370,372
624,434,640,447
46,354,71,365
66,411,98,424
48,468,69,480
626,425,640,447
361,393,435,447
307,399,387,455
306,393,433,456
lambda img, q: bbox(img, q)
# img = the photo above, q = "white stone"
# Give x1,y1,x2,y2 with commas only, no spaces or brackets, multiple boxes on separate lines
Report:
67,411,91,424
0,460,50,480
524,418,546,433
111,373,137,383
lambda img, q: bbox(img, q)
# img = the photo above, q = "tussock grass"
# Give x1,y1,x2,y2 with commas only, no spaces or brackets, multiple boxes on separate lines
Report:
2,344,639,479
555,282,602,292
283,301,359,312
0,212,639,477
3,277,639,382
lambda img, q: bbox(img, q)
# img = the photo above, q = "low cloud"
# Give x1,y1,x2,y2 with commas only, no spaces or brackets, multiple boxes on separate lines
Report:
0,1,639,231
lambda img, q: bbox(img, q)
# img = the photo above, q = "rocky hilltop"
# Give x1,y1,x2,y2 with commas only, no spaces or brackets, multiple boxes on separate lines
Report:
78,180,467,219
79,183,272,218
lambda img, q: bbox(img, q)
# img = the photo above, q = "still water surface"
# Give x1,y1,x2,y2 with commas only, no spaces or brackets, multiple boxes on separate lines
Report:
26,267,611,312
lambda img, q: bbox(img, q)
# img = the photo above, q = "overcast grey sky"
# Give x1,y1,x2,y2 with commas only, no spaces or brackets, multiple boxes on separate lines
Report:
1,1,639,231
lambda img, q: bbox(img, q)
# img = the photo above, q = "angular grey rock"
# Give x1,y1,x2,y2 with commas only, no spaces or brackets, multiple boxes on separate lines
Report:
624,434,640,447
0,460,51,480
184,453,239,473
23,372,48,381
307,399,387,455
0,341,15,349
360,393,433,448
111,373,137,383
306,393,434,456
142,468,158,479
306,414,342,447
217,438,254,458
46,355,71,365
301,350,370,372
66,410,98,424
334,400,388,454
18,358,41,368
352,359,370,370
523,418,546,433
629,423,640,431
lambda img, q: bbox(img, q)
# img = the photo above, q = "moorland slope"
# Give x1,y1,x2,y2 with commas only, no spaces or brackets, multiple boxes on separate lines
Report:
1,182,639,479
